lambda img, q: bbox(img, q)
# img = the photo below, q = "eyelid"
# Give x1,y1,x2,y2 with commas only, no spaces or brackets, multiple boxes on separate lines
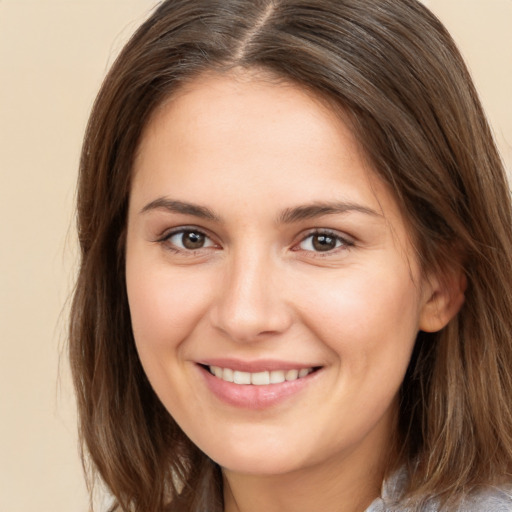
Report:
154,225,354,256
293,228,355,254
156,223,208,239
157,226,219,251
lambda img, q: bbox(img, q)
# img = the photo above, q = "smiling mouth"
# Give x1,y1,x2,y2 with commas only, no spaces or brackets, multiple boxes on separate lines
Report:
205,365,319,385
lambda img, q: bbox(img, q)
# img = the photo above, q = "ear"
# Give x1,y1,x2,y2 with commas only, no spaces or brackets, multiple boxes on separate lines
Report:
419,266,466,333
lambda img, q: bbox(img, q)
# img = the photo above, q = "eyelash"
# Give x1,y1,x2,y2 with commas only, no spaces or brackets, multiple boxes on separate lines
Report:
157,227,354,256
294,229,354,255
157,227,218,254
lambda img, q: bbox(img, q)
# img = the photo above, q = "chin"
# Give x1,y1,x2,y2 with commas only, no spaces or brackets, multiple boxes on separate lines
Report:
200,437,316,476
217,454,303,476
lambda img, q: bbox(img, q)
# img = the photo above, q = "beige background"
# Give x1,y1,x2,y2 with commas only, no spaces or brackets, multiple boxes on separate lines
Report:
0,1,510,511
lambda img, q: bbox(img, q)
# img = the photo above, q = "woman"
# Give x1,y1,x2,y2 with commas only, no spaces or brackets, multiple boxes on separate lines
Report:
70,0,512,510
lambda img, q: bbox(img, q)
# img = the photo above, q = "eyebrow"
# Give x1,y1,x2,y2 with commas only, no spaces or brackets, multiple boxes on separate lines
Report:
140,197,380,224
277,202,381,224
140,198,221,221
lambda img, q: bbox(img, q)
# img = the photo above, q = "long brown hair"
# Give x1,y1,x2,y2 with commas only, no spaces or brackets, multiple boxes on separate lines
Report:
70,0,512,510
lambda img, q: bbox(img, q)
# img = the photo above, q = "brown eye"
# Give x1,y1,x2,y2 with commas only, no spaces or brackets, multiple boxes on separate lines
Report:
166,230,215,251
312,234,337,251
182,231,206,249
297,231,349,253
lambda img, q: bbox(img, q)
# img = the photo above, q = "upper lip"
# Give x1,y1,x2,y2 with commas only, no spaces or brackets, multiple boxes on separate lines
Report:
197,358,322,373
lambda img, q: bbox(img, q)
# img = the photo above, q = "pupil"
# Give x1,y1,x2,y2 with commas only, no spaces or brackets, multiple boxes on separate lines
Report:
183,231,205,249
312,234,336,252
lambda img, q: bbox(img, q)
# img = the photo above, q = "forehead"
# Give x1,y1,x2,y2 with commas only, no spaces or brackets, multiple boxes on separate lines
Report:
131,71,406,228
134,71,371,186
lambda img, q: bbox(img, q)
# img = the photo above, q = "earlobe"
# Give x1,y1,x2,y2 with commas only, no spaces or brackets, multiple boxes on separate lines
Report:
419,269,467,333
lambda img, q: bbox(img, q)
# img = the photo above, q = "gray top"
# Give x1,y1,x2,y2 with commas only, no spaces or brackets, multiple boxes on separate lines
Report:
365,469,512,511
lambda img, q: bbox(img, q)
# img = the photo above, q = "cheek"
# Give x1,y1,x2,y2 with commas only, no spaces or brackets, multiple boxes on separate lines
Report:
125,252,218,420
295,265,421,377
125,252,213,360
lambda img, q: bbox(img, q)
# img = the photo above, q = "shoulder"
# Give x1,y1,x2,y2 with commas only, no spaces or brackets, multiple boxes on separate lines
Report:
457,485,512,511
366,469,512,511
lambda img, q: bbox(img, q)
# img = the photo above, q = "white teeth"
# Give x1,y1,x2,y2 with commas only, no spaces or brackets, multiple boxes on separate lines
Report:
270,370,286,384
286,369,299,381
251,371,270,386
233,370,251,384
208,366,314,385
223,367,234,382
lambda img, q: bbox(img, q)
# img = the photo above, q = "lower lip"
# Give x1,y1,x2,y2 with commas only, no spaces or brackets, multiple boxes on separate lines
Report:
198,365,320,410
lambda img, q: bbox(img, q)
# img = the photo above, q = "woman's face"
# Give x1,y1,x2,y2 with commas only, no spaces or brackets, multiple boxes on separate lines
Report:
125,72,439,477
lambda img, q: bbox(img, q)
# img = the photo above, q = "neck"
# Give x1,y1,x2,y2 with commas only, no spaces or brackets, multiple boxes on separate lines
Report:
222,428,397,512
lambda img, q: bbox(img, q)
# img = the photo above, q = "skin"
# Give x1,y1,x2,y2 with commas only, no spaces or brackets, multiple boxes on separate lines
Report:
125,71,457,512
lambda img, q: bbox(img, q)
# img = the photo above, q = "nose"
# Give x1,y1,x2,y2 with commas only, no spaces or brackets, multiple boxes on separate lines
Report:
209,247,293,343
